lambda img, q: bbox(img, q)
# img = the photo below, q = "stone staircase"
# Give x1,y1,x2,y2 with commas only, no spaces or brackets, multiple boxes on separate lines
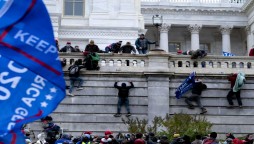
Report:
29,73,254,139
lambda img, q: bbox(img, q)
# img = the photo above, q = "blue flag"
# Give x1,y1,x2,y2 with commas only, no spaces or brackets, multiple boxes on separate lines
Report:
175,72,196,99
223,51,235,56
0,0,65,143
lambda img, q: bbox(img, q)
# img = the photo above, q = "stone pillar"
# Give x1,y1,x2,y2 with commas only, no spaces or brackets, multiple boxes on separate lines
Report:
159,23,171,52
188,24,202,51
220,25,233,53
146,52,169,125
246,26,252,55
147,76,169,125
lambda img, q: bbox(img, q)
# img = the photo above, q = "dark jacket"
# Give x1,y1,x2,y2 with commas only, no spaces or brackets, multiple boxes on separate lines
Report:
59,46,76,52
68,64,85,77
135,38,155,50
120,45,136,53
114,82,134,98
192,81,207,95
85,44,100,53
228,74,237,88
111,43,122,53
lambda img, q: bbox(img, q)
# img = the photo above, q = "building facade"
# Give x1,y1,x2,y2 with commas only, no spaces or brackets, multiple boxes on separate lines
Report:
44,0,254,55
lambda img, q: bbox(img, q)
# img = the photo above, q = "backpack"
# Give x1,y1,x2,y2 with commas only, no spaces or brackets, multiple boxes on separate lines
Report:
89,53,100,61
69,65,79,75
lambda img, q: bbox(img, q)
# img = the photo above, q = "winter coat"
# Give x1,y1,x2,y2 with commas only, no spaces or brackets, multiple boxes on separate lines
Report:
68,64,85,78
120,45,136,53
135,38,155,50
111,43,122,53
192,81,207,95
85,44,99,53
114,82,134,98
59,46,75,52
228,74,237,88
233,72,245,92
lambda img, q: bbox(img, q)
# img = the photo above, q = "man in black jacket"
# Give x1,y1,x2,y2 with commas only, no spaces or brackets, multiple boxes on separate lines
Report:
114,82,134,117
67,60,85,97
185,79,207,114
120,42,136,54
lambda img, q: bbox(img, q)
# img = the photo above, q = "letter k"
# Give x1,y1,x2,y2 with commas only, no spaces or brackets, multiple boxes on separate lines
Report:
14,30,29,42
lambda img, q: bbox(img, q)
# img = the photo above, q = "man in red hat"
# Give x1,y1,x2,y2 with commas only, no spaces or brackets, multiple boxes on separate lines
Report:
59,42,75,53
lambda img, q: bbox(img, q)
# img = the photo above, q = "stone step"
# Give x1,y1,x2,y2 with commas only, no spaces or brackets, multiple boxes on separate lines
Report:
169,83,254,90
31,122,128,132
49,113,148,123
169,89,253,98
62,96,148,105
169,98,253,107
169,107,254,116
65,80,148,88
67,87,147,96
54,105,147,114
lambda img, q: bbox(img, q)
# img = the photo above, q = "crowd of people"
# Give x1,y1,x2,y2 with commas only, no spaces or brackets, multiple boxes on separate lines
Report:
57,34,155,55
23,121,254,144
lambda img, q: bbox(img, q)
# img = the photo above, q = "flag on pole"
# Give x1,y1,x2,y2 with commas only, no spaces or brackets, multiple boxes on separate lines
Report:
0,0,66,143
175,72,196,99
223,51,235,56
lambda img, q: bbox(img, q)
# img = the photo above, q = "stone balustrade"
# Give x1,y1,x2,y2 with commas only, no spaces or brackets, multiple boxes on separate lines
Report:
141,0,246,5
60,52,254,75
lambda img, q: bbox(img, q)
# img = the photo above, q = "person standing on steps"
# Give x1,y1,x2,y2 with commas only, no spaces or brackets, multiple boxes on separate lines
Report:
185,79,207,114
67,60,85,97
227,72,245,108
114,81,134,117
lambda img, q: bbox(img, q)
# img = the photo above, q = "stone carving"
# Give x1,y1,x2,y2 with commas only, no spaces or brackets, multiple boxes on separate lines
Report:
220,25,233,35
159,23,171,33
245,25,251,35
59,31,138,38
188,24,202,33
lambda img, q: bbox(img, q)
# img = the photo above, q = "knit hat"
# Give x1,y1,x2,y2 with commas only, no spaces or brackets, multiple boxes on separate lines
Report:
90,40,94,44
84,131,92,135
134,139,145,144
67,42,71,44
105,130,113,135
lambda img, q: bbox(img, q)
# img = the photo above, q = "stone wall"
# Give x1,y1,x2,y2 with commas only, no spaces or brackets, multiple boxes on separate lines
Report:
29,53,254,139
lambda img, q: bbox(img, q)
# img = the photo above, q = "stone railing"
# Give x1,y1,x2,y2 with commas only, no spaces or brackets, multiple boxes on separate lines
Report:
59,52,254,75
141,0,246,6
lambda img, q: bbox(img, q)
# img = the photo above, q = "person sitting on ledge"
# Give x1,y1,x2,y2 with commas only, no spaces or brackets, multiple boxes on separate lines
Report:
84,40,100,54
59,42,75,53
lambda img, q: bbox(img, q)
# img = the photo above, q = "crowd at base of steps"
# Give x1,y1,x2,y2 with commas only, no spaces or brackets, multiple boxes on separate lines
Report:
23,121,254,144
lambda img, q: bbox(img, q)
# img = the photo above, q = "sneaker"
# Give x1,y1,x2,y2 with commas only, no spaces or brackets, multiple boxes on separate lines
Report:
114,113,121,117
188,105,195,109
200,108,207,114
76,87,84,91
67,92,75,97
126,113,131,117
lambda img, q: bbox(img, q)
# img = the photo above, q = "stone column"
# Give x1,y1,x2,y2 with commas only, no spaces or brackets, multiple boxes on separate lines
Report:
188,24,202,50
159,23,171,52
246,26,252,55
147,76,169,125
220,25,233,53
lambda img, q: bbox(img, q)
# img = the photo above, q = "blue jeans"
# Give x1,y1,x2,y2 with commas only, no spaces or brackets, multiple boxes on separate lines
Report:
69,77,84,93
117,97,130,113
138,49,147,54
